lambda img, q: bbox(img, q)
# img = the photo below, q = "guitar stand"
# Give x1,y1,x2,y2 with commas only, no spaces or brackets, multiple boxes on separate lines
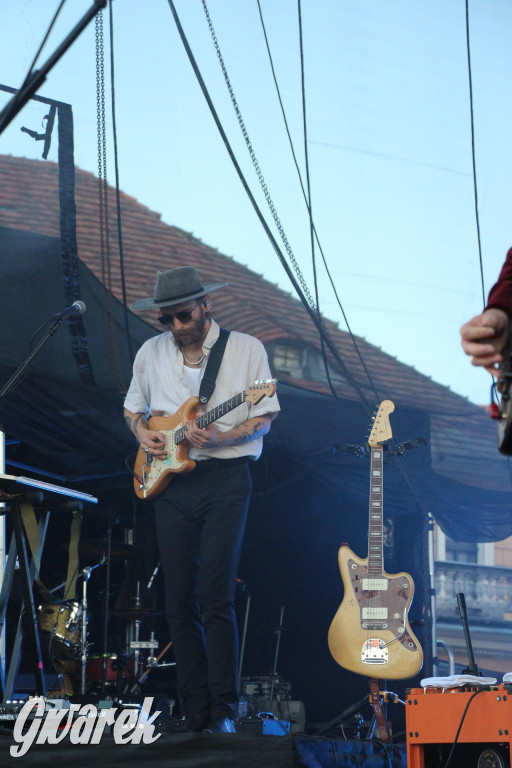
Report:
315,691,372,737
315,680,403,743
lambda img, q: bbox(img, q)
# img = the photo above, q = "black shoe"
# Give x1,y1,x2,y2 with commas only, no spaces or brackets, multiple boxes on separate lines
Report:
204,717,237,733
157,714,207,734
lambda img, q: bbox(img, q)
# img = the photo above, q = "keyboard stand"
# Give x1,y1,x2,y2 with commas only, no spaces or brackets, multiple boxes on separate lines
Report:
0,474,97,701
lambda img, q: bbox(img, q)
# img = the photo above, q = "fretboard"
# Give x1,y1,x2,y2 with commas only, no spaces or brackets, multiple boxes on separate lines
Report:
368,446,384,574
175,391,246,444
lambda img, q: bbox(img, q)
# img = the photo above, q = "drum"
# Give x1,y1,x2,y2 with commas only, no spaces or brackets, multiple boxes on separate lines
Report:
38,601,81,649
87,654,119,683
86,654,134,685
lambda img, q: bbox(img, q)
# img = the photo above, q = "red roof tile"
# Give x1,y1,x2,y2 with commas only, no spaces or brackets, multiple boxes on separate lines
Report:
0,154,507,491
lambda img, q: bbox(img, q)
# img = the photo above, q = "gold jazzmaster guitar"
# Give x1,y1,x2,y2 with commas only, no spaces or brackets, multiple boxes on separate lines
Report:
327,400,423,680
133,379,277,500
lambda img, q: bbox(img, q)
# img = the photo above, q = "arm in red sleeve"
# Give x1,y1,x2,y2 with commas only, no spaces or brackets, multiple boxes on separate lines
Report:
487,247,512,315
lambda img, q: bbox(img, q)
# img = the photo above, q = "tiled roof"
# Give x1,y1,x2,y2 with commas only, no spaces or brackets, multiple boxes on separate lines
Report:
0,154,507,491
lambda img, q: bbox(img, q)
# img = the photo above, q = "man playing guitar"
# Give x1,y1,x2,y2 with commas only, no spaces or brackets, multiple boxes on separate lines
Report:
124,266,279,733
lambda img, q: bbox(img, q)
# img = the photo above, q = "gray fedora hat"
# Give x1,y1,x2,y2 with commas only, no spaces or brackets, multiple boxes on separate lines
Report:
130,266,228,310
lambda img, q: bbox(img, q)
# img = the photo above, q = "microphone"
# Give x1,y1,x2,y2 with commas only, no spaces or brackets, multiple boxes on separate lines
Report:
146,562,160,591
52,300,86,318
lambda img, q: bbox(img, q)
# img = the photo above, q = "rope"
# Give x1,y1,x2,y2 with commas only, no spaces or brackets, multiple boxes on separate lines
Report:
255,0,380,401
108,0,135,367
95,7,126,392
465,0,485,308
182,0,372,410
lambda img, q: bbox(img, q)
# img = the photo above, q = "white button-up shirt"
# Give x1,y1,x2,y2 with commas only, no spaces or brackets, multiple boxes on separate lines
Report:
124,319,280,460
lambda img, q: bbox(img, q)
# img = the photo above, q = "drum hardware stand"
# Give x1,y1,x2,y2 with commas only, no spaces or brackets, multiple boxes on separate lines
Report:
124,633,161,690
266,605,285,713
126,636,175,695
124,572,162,680
237,578,251,689
100,507,117,698
122,565,169,695
129,581,144,680
110,635,170,697
78,561,102,695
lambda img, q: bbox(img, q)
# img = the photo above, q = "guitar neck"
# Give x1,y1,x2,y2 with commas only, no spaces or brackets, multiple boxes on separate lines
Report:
368,445,384,575
175,391,246,444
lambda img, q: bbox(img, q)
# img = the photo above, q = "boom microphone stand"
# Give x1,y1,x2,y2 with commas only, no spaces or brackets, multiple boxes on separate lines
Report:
456,592,480,676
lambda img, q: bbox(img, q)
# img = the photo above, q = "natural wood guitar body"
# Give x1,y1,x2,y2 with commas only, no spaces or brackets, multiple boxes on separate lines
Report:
328,545,423,680
133,399,199,501
132,381,277,500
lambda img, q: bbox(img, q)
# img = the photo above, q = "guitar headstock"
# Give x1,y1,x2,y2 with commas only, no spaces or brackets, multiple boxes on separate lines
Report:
368,400,395,447
245,378,277,404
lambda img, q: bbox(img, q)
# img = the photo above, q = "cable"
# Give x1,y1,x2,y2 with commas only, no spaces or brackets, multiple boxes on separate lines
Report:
297,0,340,399
465,0,512,478
199,0,374,407
20,0,68,87
166,0,372,411
464,0,485,309
442,688,485,768
108,0,135,367
95,7,126,393
255,0,380,401
297,1,317,328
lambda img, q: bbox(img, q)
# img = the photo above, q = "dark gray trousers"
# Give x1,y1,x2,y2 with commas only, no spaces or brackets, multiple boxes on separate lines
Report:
154,459,251,720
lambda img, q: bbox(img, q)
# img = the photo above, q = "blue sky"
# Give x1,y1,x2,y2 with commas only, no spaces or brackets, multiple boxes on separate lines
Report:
2,0,512,405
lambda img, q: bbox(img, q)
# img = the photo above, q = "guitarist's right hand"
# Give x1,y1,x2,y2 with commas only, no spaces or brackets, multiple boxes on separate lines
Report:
460,307,509,374
140,429,167,460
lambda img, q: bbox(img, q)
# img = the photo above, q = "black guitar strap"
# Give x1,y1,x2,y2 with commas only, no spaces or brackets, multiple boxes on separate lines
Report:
198,327,230,404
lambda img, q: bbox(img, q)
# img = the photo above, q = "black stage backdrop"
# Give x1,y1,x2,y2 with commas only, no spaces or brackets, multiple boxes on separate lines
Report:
1,226,511,726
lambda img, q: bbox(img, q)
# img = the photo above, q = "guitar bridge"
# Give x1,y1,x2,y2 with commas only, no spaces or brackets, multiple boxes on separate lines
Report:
361,638,388,665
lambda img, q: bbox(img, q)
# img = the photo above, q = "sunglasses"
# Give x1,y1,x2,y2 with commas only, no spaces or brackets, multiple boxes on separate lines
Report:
158,303,199,326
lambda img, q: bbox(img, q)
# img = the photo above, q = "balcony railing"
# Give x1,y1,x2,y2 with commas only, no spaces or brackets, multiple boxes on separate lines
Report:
435,560,512,622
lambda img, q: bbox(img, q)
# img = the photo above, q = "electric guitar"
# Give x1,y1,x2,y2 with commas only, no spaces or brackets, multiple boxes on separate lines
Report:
133,379,277,500
327,400,423,680
496,321,512,454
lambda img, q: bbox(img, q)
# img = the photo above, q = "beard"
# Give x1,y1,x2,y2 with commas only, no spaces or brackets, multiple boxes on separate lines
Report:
171,311,207,348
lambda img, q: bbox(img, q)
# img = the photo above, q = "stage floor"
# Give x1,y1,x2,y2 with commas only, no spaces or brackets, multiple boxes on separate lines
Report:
0,730,407,767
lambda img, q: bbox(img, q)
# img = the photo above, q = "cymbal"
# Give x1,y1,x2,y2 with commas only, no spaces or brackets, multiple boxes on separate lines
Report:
78,540,139,559
112,608,163,620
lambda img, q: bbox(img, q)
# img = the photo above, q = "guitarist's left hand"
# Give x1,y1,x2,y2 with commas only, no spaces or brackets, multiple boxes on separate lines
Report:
185,414,271,449
185,421,225,448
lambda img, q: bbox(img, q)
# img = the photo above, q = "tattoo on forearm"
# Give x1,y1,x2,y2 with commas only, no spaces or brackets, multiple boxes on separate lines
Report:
232,419,267,445
233,430,251,445
133,414,148,436
124,413,148,438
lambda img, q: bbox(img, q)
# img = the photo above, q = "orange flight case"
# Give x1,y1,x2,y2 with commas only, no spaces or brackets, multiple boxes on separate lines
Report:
406,684,512,767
